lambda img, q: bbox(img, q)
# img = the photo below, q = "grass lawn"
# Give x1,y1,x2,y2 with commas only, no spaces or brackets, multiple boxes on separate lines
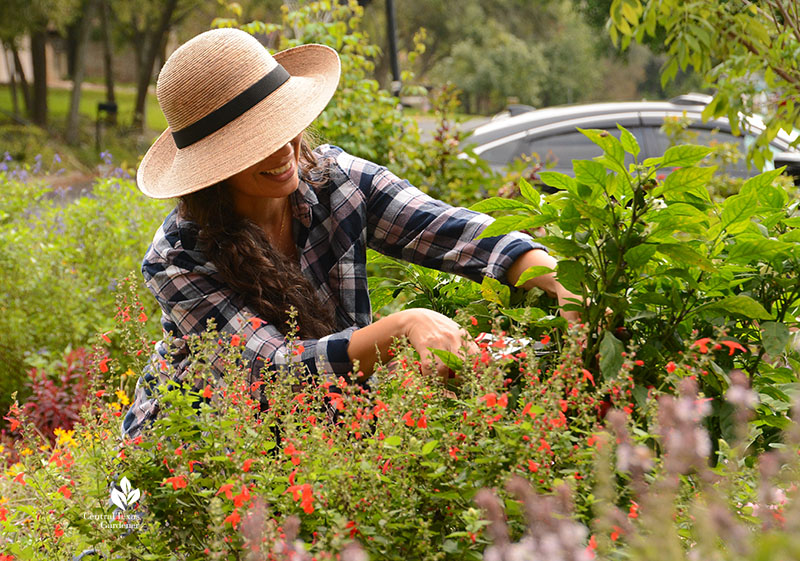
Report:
0,83,167,131
0,83,166,170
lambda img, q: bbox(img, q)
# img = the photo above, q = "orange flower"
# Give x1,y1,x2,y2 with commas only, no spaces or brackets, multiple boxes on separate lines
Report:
13,472,25,486
479,393,497,407
528,459,540,473
402,411,415,427
540,334,551,345
230,334,241,347
162,476,187,490
202,385,213,399
4,416,20,432
693,337,712,354
216,483,234,500
581,369,595,386
224,510,241,529
242,459,254,472
54,523,64,538
58,485,72,499
720,340,746,356
417,414,427,429
666,361,677,374
233,485,251,508
248,317,265,330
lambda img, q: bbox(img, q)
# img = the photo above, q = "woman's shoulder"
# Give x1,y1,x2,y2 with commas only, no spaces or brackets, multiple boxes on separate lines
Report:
143,206,207,272
310,144,386,191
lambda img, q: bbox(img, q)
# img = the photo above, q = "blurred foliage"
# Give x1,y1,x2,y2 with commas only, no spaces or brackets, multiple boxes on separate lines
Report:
609,0,800,168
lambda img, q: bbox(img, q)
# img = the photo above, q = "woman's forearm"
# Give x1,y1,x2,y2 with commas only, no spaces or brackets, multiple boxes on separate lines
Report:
506,249,562,295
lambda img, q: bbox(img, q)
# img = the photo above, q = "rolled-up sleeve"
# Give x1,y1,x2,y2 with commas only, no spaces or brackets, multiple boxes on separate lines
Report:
350,159,547,285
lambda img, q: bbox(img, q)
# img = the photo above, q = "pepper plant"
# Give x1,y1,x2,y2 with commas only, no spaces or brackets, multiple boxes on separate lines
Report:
472,127,800,450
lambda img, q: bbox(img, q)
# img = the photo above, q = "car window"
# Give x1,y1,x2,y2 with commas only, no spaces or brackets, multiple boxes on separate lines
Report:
523,128,644,171
479,139,523,165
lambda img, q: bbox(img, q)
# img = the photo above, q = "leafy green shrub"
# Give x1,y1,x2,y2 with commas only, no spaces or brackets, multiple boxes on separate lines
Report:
0,166,169,421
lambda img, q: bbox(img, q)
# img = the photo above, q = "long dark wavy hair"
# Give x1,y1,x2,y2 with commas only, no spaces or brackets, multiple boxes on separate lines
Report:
177,137,337,339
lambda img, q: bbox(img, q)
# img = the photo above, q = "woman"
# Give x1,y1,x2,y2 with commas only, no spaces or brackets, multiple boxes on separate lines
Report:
121,28,579,441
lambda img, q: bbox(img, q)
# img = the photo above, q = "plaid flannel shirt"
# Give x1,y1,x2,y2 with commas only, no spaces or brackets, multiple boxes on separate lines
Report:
121,144,546,439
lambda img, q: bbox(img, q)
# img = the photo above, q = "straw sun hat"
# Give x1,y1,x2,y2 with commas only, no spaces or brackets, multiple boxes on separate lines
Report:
136,28,341,199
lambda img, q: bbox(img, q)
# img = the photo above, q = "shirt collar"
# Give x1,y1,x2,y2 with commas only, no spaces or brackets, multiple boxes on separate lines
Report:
291,177,318,228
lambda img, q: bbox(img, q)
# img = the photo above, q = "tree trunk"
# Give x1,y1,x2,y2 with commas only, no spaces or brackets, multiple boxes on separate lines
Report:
30,30,48,127
12,45,33,117
66,0,98,145
99,0,116,124
132,0,179,132
2,46,19,116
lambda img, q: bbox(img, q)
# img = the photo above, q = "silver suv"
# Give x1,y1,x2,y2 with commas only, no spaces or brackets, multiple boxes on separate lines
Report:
465,94,800,180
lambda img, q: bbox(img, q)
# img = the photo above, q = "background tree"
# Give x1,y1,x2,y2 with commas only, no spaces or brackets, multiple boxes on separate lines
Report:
0,0,80,126
608,0,800,167
65,0,99,144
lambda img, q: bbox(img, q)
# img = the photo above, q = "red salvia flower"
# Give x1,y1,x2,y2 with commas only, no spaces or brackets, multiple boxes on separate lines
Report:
224,510,241,529
720,340,746,355
58,485,72,499
233,485,251,508
581,369,595,386
528,459,540,473
417,414,428,428
402,411,415,427
693,337,712,354
242,458,254,472
202,385,213,399
230,334,241,347
216,483,235,500
162,476,187,490
666,361,677,373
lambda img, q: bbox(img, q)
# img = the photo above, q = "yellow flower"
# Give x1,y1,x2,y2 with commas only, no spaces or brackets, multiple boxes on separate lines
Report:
115,389,130,407
54,428,77,448
0,444,4,454
19,447,32,456
122,369,135,378
110,402,121,411
38,444,49,452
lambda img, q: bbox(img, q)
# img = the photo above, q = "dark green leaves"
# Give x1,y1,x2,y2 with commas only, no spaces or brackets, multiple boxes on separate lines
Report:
660,144,712,168
761,322,790,356
556,260,585,294
599,331,624,379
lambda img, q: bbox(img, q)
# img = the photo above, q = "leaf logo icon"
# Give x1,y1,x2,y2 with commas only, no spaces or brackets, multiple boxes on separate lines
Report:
110,476,141,511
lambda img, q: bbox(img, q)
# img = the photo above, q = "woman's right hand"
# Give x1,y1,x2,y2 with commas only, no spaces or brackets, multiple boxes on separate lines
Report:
347,308,478,381
399,308,480,380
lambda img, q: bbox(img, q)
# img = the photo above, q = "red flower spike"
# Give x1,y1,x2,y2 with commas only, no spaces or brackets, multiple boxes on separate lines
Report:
216,483,235,500
692,337,712,354
162,476,187,490
99,357,111,373
720,340,746,356
581,369,595,386
249,317,265,330
224,510,241,529
402,411,415,427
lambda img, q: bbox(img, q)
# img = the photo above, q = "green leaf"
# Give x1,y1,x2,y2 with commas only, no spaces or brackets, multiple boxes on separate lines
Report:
726,238,791,264
519,178,541,206
536,236,585,257
578,128,626,170
383,435,402,447
539,171,578,193
515,265,555,287
555,260,585,294
661,144,712,168
469,198,534,213
721,190,758,234
573,160,608,188
618,124,640,157
653,167,715,200
624,244,656,268
741,168,784,197
477,215,551,239
481,276,510,307
599,331,624,380
696,295,773,320
761,322,790,356
421,440,439,456
429,348,462,371
656,243,715,272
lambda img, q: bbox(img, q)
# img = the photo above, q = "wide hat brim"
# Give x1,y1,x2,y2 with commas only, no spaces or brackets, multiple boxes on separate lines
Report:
137,44,340,199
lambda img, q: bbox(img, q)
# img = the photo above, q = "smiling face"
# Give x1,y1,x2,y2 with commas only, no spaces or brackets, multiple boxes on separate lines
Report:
226,132,304,200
